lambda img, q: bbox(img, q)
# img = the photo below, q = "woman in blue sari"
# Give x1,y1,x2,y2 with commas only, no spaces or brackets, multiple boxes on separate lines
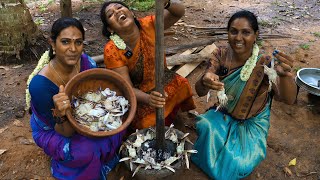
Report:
26,17,125,179
191,10,297,180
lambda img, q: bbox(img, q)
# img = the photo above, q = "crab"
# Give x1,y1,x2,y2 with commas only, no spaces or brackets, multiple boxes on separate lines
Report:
75,102,94,117
103,99,114,110
206,88,229,112
84,91,102,103
216,88,228,111
101,88,116,97
264,62,278,92
88,107,106,117
72,88,129,131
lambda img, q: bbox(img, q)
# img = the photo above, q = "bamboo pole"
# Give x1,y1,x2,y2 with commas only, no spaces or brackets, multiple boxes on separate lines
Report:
155,0,165,159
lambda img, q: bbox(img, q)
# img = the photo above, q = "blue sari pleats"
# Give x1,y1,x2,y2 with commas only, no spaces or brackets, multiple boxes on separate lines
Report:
191,106,270,180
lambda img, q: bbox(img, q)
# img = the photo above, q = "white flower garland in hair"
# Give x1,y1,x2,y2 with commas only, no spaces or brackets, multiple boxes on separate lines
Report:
240,43,260,81
110,33,126,50
25,51,50,110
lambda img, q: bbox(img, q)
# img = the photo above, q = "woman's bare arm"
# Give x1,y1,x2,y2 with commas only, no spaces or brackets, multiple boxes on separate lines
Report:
163,0,185,30
272,51,297,104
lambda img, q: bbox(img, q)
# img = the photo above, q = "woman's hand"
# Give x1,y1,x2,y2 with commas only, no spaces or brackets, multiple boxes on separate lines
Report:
271,50,297,105
52,85,75,137
148,91,167,108
273,51,294,77
202,72,224,91
52,85,71,117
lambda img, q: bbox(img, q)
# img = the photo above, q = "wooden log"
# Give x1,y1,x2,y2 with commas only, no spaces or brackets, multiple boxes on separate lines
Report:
166,51,211,66
166,38,217,55
195,33,291,39
175,22,227,30
165,32,290,55
167,48,197,70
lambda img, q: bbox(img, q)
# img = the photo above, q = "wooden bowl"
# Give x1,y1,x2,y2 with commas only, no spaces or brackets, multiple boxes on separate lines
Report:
65,68,137,137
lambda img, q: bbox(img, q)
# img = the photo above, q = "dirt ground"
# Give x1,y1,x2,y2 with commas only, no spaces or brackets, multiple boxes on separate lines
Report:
0,0,319,179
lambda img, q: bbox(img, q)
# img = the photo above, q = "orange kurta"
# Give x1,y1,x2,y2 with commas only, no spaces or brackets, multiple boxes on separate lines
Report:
104,15,195,129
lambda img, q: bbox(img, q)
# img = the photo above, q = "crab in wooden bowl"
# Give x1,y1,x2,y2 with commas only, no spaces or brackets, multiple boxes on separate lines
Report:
65,68,137,137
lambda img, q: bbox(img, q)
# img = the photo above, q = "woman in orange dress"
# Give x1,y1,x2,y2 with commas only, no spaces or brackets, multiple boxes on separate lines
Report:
100,1,195,129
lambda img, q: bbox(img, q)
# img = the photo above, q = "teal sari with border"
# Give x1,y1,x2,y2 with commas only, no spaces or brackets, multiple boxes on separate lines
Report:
191,68,271,180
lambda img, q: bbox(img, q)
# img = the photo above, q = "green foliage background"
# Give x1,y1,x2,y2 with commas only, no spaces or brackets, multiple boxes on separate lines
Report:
24,0,155,11
123,0,155,11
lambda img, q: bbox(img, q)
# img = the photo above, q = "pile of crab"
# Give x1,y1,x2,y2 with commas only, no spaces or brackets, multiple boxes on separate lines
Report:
71,88,129,132
119,124,197,177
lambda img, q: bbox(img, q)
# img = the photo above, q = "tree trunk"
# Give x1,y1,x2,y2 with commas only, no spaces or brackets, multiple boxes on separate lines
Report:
60,0,72,17
0,0,43,64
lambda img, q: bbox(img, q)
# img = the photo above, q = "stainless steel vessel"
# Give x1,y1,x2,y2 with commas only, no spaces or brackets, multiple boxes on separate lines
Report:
296,68,320,96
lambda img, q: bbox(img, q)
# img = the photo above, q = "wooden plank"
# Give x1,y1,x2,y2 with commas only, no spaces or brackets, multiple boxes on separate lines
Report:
175,43,217,77
175,63,199,78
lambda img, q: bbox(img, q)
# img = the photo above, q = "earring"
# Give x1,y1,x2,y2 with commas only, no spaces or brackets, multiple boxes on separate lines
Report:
53,49,56,55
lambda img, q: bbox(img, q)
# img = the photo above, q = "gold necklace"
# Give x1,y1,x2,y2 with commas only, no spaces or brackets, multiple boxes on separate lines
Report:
49,61,79,86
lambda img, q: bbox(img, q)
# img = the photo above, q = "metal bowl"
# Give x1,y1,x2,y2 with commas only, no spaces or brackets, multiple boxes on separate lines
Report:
296,68,320,96
64,68,137,137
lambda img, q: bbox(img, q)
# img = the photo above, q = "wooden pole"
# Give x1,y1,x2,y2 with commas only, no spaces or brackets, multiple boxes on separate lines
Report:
155,0,165,158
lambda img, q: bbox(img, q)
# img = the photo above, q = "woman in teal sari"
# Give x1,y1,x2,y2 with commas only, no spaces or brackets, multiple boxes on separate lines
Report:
191,10,297,180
